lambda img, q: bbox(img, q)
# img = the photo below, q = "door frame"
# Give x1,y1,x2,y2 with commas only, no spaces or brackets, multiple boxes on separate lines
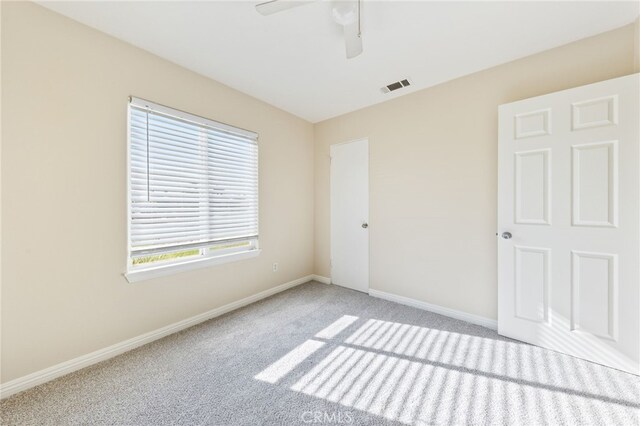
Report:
330,137,370,292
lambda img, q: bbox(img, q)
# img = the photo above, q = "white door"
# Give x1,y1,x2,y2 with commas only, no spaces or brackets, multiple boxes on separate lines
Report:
331,139,369,292
498,74,639,375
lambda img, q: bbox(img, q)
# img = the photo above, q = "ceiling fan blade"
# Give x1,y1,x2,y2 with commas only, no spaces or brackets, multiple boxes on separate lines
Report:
343,21,363,59
255,0,317,16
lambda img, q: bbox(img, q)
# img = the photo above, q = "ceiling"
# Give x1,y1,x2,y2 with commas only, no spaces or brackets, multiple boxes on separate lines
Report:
38,1,639,123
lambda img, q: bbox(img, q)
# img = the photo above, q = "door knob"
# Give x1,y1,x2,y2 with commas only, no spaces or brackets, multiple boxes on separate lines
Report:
501,232,512,240
362,223,368,229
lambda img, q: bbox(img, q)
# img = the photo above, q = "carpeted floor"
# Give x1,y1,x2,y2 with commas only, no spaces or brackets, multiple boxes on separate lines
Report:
1,281,639,425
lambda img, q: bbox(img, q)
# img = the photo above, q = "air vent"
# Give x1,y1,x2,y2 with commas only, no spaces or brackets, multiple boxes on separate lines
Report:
381,78,412,94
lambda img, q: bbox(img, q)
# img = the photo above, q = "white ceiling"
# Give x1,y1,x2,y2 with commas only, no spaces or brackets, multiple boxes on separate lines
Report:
38,1,639,123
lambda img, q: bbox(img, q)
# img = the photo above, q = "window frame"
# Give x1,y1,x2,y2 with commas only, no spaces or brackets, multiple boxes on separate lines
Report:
124,97,260,283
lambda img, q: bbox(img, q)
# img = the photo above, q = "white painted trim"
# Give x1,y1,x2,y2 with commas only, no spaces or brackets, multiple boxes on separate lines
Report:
125,249,261,283
0,275,313,399
311,274,331,284
635,17,639,72
368,289,498,330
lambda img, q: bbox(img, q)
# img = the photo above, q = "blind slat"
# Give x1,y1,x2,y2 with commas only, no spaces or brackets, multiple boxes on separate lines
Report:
129,102,258,255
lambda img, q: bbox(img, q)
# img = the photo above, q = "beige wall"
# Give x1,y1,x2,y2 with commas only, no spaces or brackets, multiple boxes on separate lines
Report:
1,2,314,382
314,24,638,320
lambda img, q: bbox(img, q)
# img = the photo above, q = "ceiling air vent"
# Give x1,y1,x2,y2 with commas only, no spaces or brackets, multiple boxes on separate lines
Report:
381,78,412,94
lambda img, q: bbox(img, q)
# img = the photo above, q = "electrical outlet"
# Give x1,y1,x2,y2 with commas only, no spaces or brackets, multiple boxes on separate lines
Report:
272,262,278,272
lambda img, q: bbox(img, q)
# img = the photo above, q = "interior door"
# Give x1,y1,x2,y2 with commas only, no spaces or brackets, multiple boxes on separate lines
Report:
331,139,369,293
498,74,639,375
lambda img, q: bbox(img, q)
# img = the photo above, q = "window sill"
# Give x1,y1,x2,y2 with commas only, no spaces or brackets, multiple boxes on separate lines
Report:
124,249,261,283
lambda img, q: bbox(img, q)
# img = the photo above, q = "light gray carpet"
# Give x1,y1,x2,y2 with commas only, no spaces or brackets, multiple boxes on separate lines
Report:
1,281,639,425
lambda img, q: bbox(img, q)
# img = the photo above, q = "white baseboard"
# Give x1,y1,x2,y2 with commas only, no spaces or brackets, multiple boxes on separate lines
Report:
368,289,498,331
311,274,331,284
0,275,314,399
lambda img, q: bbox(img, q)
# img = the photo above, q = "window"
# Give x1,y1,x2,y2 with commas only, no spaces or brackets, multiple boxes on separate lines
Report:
126,97,259,282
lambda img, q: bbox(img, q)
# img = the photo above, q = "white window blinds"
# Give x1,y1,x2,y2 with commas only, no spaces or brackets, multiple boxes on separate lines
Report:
128,97,258,258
